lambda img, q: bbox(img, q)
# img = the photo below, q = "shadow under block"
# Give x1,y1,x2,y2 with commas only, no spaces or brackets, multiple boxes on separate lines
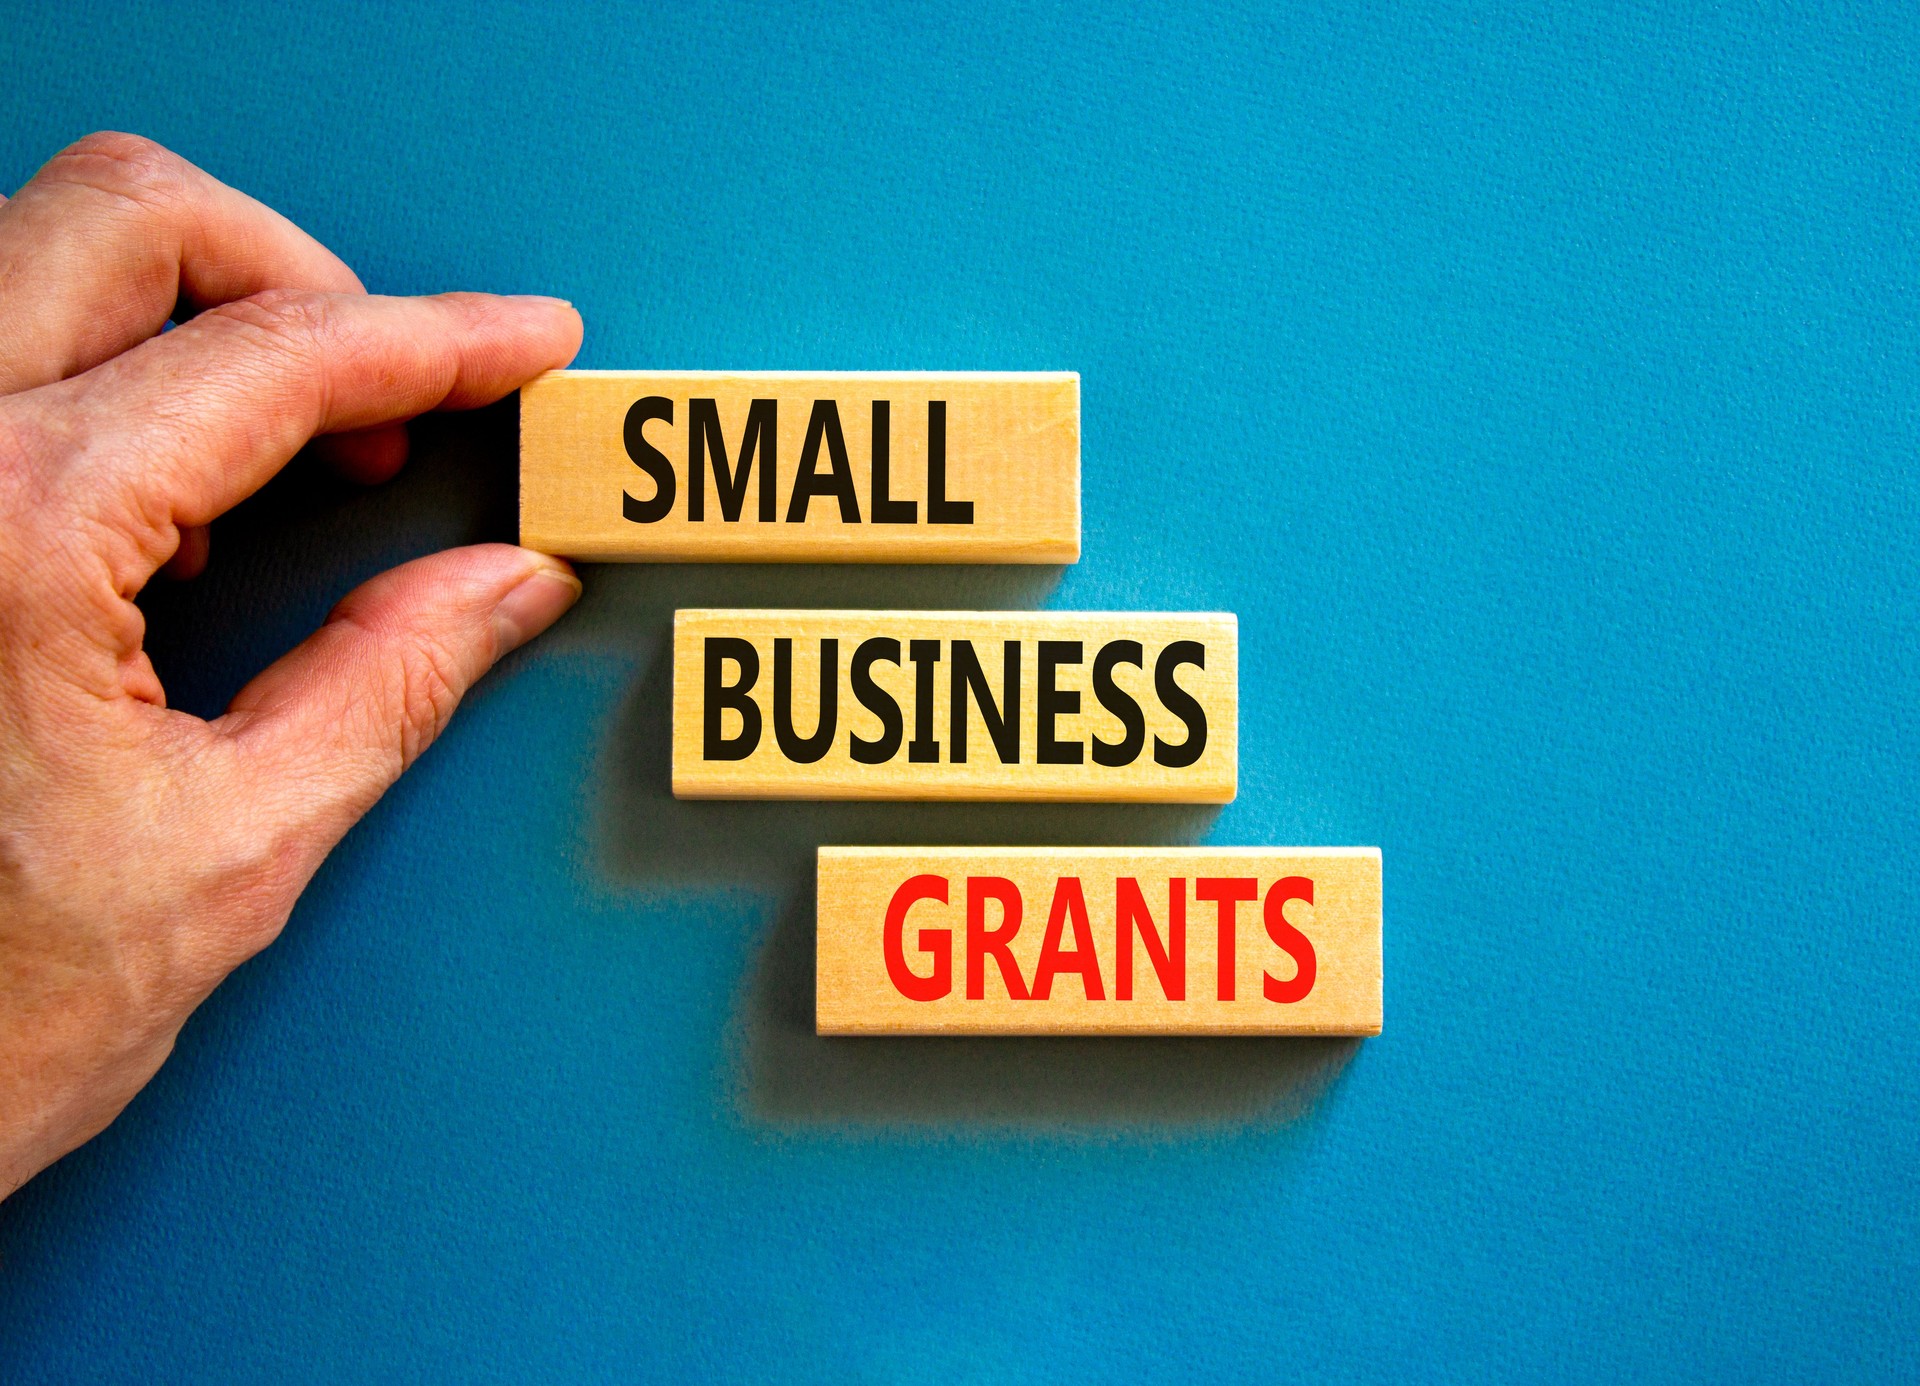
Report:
672,610,1237,801
519,371,1079,562
816,847,1382,1035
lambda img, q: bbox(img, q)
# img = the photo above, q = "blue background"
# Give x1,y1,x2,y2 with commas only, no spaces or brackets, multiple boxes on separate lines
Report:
2,1,1915,1379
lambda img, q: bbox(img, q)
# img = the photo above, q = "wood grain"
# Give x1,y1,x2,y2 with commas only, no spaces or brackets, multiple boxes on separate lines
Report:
816,847,1382,1035
520,371,1078,561
672,609,1237,801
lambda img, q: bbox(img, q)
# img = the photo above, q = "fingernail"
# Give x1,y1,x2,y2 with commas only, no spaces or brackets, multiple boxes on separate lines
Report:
494,559,582,655
508,294,575,309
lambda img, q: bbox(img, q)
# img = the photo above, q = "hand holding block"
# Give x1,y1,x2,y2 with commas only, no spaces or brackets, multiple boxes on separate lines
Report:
816,847,1382,1035
672,609,1237,801
520,371,1078,561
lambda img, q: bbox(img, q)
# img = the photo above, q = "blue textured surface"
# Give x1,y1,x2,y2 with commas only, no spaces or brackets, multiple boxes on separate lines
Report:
2,2,1917,1380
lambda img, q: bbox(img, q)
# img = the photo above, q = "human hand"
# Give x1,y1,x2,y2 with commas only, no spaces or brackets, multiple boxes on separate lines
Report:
0,133,584,1198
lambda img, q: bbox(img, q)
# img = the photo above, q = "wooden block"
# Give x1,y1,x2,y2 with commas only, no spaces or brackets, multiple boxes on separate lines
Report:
672,609,1237,801
520,371,1078,562
816,847,1382,1035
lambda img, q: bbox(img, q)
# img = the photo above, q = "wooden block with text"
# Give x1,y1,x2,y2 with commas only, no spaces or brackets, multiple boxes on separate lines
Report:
816,847,1382,1035
520,371,1078,561
672,609,1237,801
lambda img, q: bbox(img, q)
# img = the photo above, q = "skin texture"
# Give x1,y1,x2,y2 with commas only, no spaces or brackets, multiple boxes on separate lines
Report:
0,133,585,1199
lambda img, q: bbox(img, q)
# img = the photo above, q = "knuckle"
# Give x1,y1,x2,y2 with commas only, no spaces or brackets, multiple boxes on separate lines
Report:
156,736,308,977
202,287,328,334
193,290,332,362
46,131,192,207
391,636,469,769
194,857,301,974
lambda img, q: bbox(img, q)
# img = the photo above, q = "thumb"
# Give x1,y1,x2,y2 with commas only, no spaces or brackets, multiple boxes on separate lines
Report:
222,544,580,847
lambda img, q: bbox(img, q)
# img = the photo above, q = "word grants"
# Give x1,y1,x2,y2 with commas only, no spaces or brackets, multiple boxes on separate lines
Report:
816,847,1383,1035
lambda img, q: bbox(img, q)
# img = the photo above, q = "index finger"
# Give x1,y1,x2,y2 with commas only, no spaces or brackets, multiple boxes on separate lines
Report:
0,132,365,395
19,289,581,589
